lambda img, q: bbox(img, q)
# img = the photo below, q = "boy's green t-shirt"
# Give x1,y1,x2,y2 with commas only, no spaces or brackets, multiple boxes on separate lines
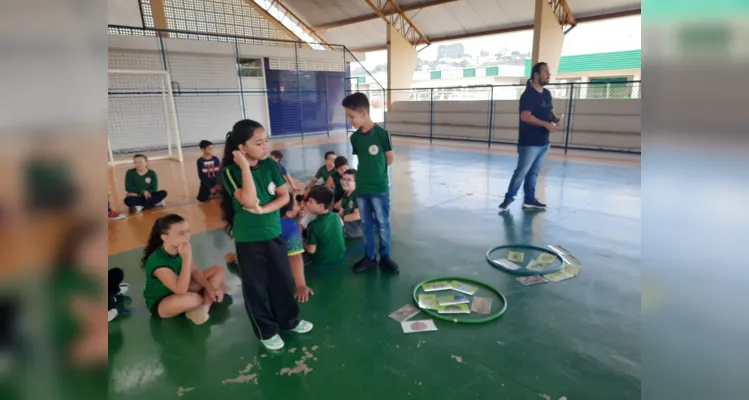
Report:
340,191,357,216
330,171,344,198
143,247,183,310
315,165,334,184
125,169,158,195
222,158,286,242
307,212,345,266
350,125,392,195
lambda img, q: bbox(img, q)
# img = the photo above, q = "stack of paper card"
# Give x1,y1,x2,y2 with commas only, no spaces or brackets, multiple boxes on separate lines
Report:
536,252,557,264
401,319,438,333
542,264,581,283
449,280,478,295
494,258,522,271
421,281,452,292
418,294,438,310
436,294,469,306
389,304,420,322
508,250,525,263
470,297,492,314
436,304,470,314
516,275,548,286
548,245,582,267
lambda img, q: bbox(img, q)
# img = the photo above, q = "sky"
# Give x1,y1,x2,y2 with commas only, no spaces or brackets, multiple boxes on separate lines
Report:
360,15,641,67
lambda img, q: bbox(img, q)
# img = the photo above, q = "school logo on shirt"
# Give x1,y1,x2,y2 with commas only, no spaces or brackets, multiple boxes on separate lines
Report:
368,145,379,155
348,200,354,209
145,177,151,184
268,182,276,195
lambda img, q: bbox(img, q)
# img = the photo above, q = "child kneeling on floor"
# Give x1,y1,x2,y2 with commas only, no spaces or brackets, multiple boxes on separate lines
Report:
142,214,228,325
304,186,346,267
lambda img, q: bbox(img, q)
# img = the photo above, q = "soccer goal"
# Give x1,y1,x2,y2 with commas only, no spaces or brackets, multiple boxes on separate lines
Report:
108,69,183,166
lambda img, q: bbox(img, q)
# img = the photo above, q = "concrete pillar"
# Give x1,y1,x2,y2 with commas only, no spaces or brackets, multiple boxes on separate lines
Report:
386,25,417,106
531,0,565,81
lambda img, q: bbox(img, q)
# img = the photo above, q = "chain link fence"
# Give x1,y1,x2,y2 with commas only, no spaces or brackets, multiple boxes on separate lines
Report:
362,81,641,153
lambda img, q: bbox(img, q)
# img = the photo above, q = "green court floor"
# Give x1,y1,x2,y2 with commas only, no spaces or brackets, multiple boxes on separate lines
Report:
108,142,641,399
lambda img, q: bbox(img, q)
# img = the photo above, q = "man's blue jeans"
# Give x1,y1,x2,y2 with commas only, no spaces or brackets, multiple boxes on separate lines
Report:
504,144,550,202
355,194,391,260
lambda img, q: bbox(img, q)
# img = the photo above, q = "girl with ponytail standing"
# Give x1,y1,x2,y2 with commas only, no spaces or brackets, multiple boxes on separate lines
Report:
220,119,313,350
142,214,227,325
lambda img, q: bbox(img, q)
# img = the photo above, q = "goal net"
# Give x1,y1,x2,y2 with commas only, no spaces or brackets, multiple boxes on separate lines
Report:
108,69,183,165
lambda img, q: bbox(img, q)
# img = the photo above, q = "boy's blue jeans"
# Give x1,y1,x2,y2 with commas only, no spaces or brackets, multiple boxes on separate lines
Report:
504,144,550,202
356,194,391,260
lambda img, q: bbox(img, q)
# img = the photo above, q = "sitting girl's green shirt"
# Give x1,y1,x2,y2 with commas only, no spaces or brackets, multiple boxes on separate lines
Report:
143,247,183,310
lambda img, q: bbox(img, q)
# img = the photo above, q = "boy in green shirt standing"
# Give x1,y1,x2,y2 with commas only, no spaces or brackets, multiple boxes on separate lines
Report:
342,92,399,273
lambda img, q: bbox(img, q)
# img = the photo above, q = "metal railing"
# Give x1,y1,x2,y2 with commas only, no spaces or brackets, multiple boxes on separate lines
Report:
348,81,641,154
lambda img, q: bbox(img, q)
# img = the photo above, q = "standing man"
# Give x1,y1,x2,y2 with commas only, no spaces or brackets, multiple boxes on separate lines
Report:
498,61,563,212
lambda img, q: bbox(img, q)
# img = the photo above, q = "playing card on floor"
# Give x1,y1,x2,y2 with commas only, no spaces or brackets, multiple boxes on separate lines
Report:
389,304,420,322
422,281,452,292
418,294,438,310
543,269,574,283
495,258,521,270
401,319,438,333
508,251,525,263
516,275,548,286
526,260,545,271
470,297,492,314
537,253,557,264
449,280,478,295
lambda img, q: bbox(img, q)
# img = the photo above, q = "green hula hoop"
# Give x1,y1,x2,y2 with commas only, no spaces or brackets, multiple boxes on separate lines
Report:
412,276,507,324
486,244,564,276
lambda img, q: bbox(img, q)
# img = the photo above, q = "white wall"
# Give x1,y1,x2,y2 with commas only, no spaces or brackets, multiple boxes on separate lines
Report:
385,98,641,152
108,34,345,153
108,0,143,27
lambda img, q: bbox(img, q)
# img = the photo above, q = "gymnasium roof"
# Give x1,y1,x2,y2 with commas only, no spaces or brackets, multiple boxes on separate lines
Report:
280,0,641,52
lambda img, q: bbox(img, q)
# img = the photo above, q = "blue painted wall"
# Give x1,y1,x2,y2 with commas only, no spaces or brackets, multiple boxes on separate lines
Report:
264,59,346,136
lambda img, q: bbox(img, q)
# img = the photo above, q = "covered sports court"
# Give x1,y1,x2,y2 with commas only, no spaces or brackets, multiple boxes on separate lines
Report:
107,0,641,398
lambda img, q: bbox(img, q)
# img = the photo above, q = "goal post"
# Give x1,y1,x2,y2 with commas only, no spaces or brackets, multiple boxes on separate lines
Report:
108,69,183,166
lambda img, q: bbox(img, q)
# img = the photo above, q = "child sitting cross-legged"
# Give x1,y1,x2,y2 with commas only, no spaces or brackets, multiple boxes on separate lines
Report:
124,154,168,213
303,186,346,267
142,214,228,325
337,169,363,239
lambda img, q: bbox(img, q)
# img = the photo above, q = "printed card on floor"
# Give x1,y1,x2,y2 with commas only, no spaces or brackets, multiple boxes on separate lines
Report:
526,260,546,272
508,251,525,263
437,304,470,314
449,280,479,295
422,281,452,292
516,275,549,286
537,253,557,264
418,294,438,310
495,258,521,270
563,264,581,276
542,269,574,283
401,319,438,333
470,297,492,314
389,304,420,322
436,294,470,306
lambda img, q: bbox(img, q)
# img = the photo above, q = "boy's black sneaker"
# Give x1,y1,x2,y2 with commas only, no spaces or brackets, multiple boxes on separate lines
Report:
522,199,547,209
379,255,400,274
352,256,378,273
498,199,513,213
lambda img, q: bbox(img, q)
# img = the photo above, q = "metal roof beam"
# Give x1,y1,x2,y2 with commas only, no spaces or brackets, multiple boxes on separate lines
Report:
314,0,457,30
348,8,640,52
364,0,431,50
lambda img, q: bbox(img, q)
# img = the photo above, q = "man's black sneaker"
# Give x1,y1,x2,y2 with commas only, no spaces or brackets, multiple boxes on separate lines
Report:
522,199,547,209
498,199,513,212
352,256,378,273
379,255,400,274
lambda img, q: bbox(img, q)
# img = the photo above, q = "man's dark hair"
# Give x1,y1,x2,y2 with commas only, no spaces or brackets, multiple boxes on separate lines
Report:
279,192,295,216
199,140,213,149
324,151,336,160
527,62,548,87
133,153,147,161
343,168,356,177
295,194,305,204
270,150,284,160
307,185,334,210
334,156,348,169
342,92,370,110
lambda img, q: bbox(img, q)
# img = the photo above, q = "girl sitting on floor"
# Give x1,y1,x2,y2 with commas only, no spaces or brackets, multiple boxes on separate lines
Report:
142,214,227,325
